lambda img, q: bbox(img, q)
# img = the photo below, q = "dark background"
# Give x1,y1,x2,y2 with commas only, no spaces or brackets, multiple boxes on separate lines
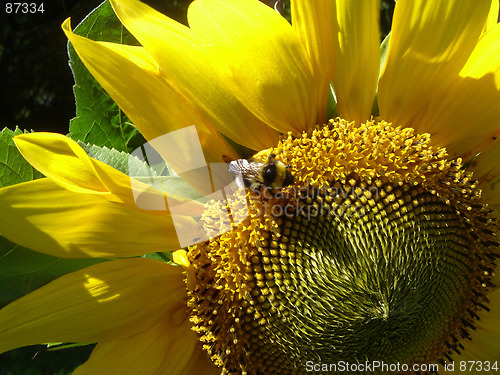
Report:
0,0,394,135
0,0,194,134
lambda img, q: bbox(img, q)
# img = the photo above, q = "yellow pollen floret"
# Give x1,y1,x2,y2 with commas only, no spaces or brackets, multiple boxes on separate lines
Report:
181,118,498,375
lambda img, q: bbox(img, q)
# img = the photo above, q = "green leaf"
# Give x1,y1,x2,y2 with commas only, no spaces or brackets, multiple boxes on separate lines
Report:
326,82,338,120
379,31,391,76
0,343,94,374
371,32,391,117
0,236,106,309
0,127,43,188
77,141,161,177
46,343,94,351
67,0,146,153
136,176,205,201
142,251,177,267
78,142,204,201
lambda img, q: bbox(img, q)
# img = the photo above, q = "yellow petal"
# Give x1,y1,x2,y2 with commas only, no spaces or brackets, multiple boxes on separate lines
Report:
331,0,380,125
187,0,317,134
73,301,210,375
98,2,281,151
471,137,500,186
484,191,500,216
412,22,500,158
172,249,197,291
62,19,241,164
473,136,500,213
14,133,107,195
162,343,219,375
483,0,499,35
13,132,203,214
0,179,192,258
379,0,491,127
442,289,500,374
291,0,335,124
0,258,186,354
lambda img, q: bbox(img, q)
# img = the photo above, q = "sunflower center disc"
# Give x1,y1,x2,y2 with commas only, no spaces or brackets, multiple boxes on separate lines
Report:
186,119,498,375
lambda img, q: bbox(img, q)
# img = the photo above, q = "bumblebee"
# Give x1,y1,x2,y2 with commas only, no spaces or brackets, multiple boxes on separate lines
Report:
228,154,294,191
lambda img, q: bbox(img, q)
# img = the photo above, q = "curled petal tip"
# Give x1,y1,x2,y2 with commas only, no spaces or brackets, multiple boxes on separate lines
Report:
61,17,72,32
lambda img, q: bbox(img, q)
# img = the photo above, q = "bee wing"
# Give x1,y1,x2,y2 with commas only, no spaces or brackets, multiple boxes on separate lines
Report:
229,160,247,188
229,159,261,189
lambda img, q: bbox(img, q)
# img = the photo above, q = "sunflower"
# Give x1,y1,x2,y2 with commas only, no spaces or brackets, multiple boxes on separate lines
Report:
1,0,500,374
